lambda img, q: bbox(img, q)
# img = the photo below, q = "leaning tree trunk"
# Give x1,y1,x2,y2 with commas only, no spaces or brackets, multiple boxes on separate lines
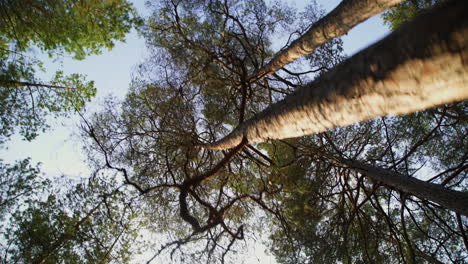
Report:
249,0,404,81
340,159,468,216
205,0,468,150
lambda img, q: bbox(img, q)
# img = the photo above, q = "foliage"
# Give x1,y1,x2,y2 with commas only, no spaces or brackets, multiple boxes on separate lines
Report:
382,0,444,30
1,177,142,264
0,1,144,263
0,0,143,59
0,54,96,144
0,159,48,220
0,0,141,145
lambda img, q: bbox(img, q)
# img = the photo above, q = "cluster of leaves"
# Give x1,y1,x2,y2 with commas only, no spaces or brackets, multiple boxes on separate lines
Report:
0,0,142,59
382,0,445,30
0,159,48,219
1,175,143,264
0,0,142,144
0,55,96,143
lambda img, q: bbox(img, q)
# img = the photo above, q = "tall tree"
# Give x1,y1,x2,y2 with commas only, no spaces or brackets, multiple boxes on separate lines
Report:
267,1,467,263
268,109,467,263
204,0,467,150
250,0,404,81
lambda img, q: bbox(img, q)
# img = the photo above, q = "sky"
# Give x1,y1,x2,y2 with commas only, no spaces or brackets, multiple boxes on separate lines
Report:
0,0,391,262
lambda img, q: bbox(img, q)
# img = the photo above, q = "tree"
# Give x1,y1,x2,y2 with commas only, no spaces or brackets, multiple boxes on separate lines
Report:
0,62,96,144
0,0,142,144
250,0,404,81
0,159,48,220
0,2,143,262
204,0,467,150
268,111,467,263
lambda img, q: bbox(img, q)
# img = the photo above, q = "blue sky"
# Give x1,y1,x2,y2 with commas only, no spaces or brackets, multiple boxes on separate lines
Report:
0,1,391,262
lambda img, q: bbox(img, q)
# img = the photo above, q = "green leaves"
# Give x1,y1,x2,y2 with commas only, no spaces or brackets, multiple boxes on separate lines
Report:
0,159,48,219
0,0,142,59
2,178,142,264
382,0,444,30
0,0,140,144
0,65,97,143
50,71,96,112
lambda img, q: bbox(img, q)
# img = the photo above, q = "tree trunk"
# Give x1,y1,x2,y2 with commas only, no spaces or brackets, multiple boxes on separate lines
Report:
341,158,468,216
0,80,77,90
205,0,468,150
249,0,404,81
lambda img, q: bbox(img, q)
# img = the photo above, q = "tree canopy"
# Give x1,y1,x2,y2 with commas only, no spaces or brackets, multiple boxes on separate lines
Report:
2,0,466,263
0,0,142,59
0,0,142,144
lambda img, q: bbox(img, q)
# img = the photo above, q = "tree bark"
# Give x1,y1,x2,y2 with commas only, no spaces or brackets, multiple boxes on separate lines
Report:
249,0,404,81
341,158,468,216
205,0,468,150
